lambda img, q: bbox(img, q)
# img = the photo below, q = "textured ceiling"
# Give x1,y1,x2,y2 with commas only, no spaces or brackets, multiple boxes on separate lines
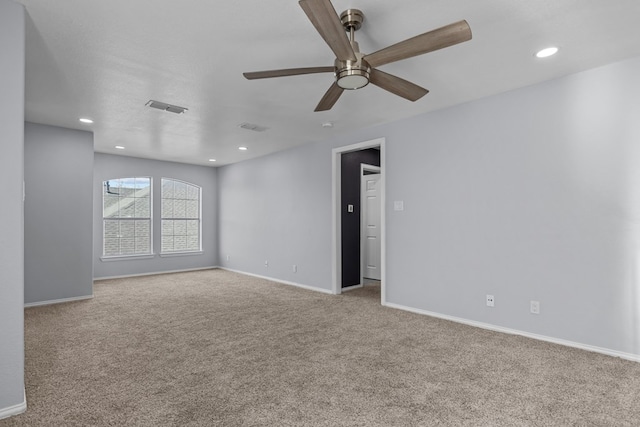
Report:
18,0,640,166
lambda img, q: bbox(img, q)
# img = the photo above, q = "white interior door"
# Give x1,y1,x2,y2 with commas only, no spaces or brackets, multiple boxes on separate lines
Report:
361,171,381,280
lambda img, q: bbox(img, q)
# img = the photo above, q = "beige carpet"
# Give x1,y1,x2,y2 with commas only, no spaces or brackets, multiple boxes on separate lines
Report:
4,269,640,426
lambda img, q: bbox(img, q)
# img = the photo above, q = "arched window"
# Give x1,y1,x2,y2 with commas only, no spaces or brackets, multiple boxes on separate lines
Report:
161,178,201,253
103,177,152,256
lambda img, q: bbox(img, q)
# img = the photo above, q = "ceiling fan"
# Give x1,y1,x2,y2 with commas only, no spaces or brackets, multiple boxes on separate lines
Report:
243,0,472,112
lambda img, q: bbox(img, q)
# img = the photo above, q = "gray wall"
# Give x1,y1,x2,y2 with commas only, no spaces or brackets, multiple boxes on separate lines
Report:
218,142,332,290
24,123,94,305
94,153,218,278
218,55,640,357
0,0,26,415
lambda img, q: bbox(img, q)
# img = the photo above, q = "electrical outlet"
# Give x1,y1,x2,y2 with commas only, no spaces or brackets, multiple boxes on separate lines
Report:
264,260,269,268
292,264,297,273
226,255,230,261
530,300,540,315
486,295,495,307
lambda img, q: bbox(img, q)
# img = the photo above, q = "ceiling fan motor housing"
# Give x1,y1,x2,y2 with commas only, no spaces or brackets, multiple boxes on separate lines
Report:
335,51,371,90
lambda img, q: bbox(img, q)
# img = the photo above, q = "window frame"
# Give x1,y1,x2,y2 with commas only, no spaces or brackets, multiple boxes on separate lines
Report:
101,177,153,260
160,178,202,255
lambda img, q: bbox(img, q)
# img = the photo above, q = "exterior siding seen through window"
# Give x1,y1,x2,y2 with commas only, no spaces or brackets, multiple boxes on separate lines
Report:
102,177,152,256
161,178,201,253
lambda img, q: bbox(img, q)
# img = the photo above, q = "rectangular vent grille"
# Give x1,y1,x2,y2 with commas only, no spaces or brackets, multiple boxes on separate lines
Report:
238,122,269,132
146,100,188,114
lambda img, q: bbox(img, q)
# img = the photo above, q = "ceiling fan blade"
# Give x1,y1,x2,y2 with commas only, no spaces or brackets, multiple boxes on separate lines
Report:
315,82,344,111
299,0,356,62
369,69,428,102
364,20,472,68
243,66,334,80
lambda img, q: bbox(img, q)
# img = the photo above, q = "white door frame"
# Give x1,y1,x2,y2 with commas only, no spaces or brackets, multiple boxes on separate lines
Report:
360,164,381,286
331,137,386,305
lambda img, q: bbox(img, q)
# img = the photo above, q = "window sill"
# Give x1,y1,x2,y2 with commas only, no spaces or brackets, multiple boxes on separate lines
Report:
160,251,204,258
100,254,155,262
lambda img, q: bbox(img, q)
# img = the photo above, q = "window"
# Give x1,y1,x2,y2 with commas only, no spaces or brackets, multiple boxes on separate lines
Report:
102,177,151,257
161,178,201,253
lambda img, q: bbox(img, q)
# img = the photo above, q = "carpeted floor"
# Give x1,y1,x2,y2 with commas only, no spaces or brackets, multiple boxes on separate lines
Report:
3,269,640,426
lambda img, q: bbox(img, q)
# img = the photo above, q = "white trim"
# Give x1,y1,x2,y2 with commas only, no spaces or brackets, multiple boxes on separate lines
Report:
94,266,218,281
24,294,93,308
100,254,155,262
220,267,333,295
380,142,386,305
332,138,386,305
331,145,341,295
0,389,27,420
159,250,204,258
384,302,640,363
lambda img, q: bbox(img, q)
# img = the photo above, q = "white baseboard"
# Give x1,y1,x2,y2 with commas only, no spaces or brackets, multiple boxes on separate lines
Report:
94,266,218,281
24,294,93,308
384,302,640,363
220,267,333,295
0,389,26,420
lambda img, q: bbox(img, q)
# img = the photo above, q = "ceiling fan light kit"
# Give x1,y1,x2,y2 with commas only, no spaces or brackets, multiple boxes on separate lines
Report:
335,46,371,89
243,0,472,111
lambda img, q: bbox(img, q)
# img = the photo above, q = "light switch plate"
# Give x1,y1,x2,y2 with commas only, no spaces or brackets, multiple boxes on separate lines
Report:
394,201,404,211
348,204,354,213
530,300,540,314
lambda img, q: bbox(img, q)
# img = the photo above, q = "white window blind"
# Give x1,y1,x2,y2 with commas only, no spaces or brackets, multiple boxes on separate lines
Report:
102,177,151,256
161,178,201,253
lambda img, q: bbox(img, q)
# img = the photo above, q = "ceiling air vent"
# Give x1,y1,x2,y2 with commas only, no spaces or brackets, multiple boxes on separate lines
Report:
238,122,268,132
146,100,188,114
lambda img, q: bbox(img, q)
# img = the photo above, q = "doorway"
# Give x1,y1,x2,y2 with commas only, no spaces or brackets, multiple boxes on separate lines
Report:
332,138,386,305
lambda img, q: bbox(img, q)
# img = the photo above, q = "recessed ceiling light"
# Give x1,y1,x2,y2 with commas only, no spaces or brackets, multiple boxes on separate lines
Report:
536,47,559,58
208,158,216,162
115,146,125,150
79,118,93,124
238,146,248,151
